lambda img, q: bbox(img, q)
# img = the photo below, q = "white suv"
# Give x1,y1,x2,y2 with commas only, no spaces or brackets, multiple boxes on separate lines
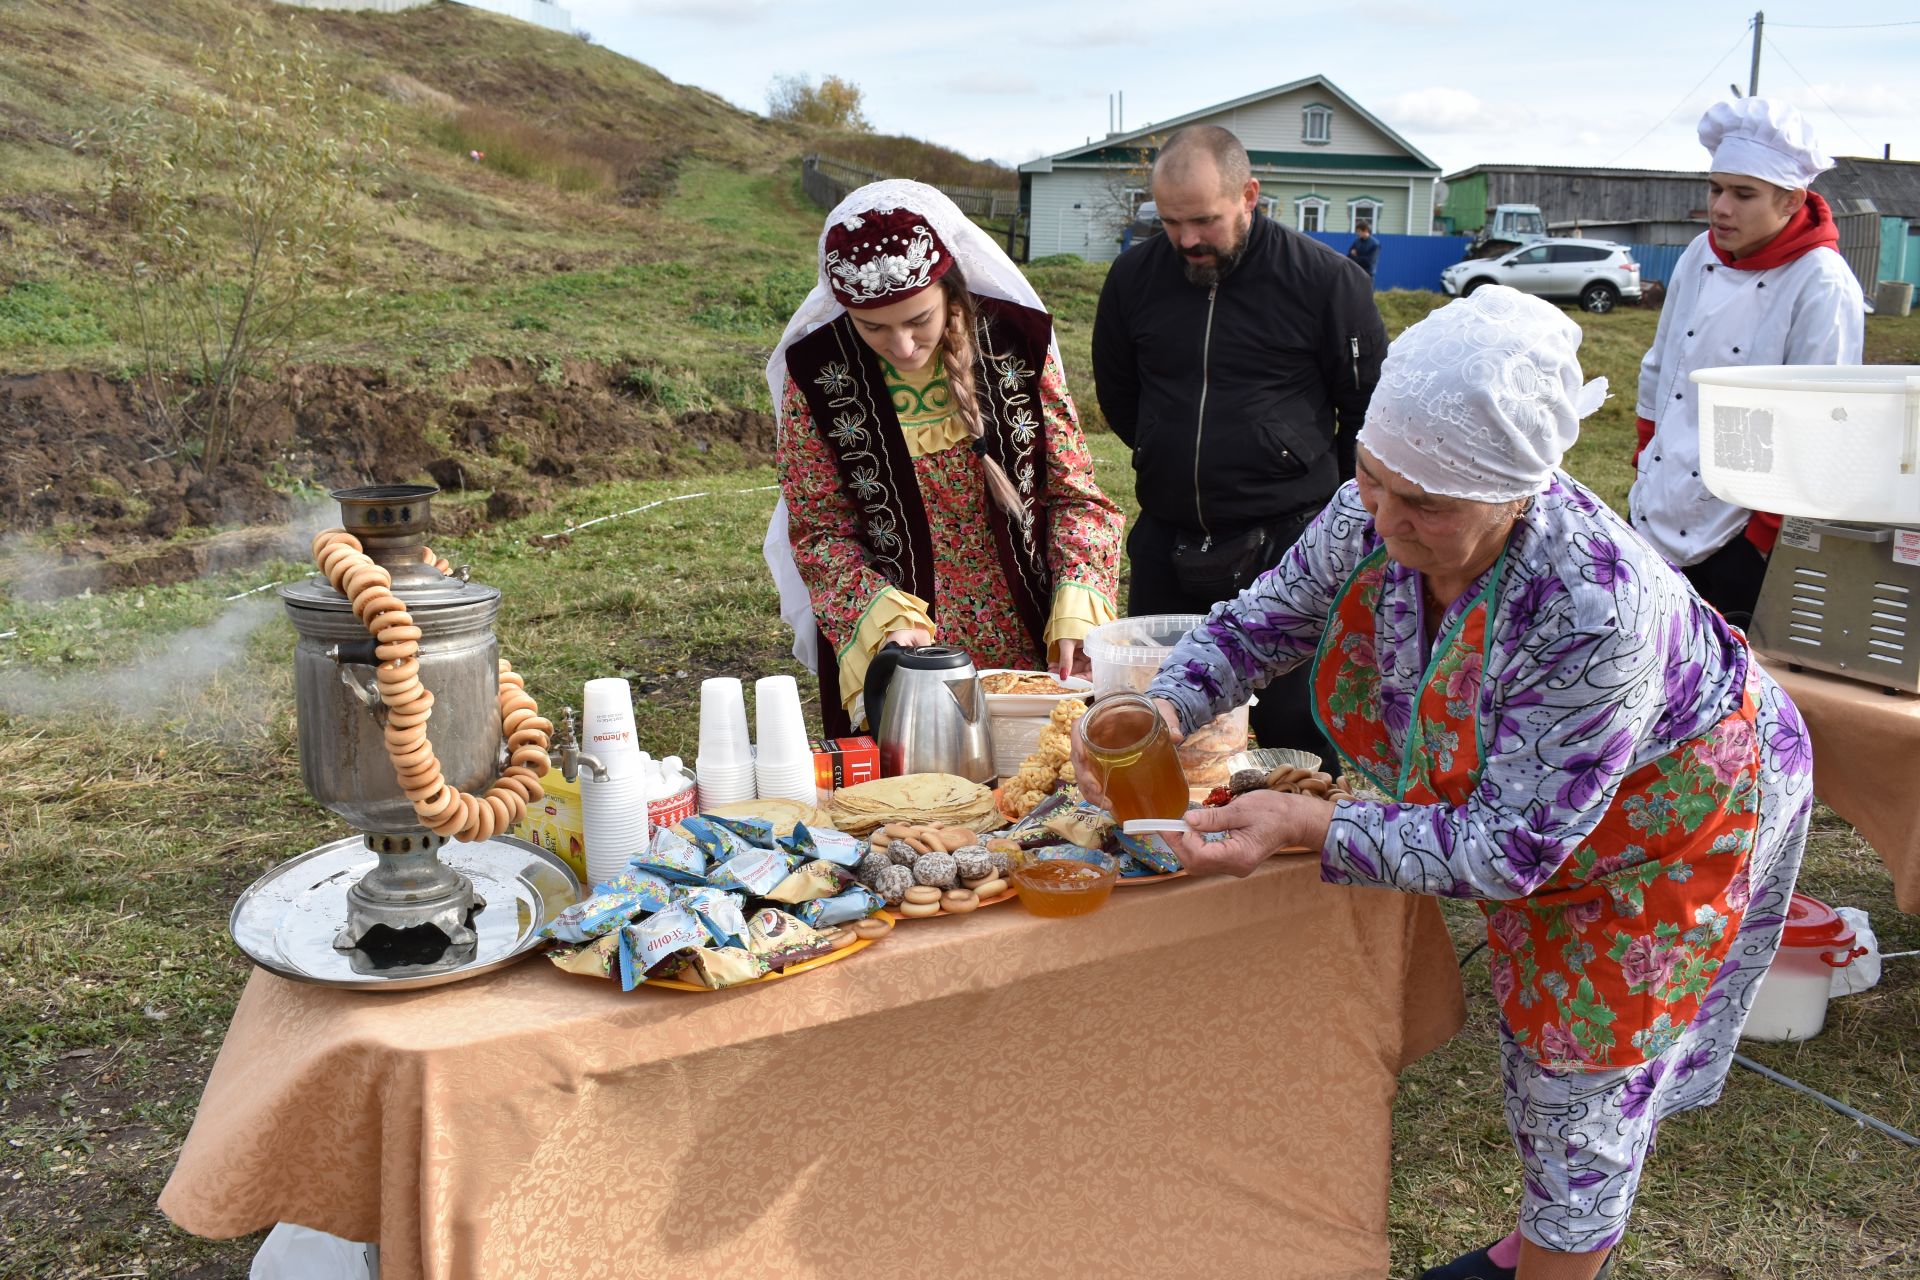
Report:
1441,239,1643,313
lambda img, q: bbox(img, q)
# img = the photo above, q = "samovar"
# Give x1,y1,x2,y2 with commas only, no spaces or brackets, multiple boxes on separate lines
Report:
235,484,599,986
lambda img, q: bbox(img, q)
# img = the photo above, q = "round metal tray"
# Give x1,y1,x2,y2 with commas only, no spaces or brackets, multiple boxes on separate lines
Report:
230,833,581,991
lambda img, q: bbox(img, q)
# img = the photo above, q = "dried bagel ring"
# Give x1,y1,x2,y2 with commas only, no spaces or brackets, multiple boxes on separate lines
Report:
503,706,537,735
485,791,516,833
343,566,391,602
376,657,420,684
518,715,553,738
384,722,427,750
468,794,497,842
414,784,457,822
503,765,546,799
377,623,424,645
318,545,360,579
375,640,419,662
403,773,447,803
507,727,547,751
493,772,535,803
427,802,467,839
389,738,434,771
510,744,550,770
500,692,537,717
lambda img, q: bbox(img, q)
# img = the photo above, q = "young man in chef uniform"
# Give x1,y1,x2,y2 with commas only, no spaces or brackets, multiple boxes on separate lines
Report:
1629,97,1864,628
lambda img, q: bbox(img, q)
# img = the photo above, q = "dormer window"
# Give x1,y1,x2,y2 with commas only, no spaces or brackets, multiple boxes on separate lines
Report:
1303,104,1332,145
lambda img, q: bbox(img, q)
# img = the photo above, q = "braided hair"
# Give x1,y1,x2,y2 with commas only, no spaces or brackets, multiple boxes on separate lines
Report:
936,265,1027,525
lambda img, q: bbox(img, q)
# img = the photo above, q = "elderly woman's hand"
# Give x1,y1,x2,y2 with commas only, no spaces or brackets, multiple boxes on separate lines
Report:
1172,791,1334,877
1072,696,1184,811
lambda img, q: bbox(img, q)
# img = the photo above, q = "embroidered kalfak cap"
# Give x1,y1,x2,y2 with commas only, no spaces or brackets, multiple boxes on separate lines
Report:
1698,97,1833,190
1357,285,1608,503
821,206,955,309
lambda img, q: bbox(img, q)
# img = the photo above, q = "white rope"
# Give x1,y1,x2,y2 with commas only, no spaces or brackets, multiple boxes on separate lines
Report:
527,484,779,543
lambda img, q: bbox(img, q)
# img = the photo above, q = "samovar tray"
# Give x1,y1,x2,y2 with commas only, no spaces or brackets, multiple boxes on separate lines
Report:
230,834,581,991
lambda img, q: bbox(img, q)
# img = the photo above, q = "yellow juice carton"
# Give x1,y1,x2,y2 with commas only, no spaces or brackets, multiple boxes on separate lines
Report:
514,771,586,885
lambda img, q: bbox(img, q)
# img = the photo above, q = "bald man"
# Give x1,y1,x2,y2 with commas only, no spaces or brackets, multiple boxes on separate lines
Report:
1093,124,1385,762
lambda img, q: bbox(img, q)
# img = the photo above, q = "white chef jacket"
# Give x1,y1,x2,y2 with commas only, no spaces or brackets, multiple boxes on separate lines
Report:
1628,234,1863,566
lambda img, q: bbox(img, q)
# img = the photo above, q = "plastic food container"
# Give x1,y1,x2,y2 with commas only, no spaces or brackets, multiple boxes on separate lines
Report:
1084,615,1249,787
977,669,1093,779
1693,364,1920,523
1741,892,1870,1042
646,766,698,830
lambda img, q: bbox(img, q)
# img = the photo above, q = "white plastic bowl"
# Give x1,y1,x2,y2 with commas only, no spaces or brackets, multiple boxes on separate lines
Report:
1693,364,1920,523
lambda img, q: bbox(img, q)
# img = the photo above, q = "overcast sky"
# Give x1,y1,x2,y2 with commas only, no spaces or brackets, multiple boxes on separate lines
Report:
559,0,1920,177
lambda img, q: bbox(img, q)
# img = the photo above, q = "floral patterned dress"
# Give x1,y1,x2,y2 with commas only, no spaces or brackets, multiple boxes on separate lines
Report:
778,350,1122,719
1149,472,1813,1253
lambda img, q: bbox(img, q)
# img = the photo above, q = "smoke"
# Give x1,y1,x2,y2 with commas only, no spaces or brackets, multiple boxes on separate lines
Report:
0,598,283,732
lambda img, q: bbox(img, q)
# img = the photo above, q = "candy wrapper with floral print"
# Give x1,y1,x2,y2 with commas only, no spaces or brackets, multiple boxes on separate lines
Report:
705,814,777,850
617,905,709,991
763,858,854,904
542,887,647,944
745,907,835,972
547,932,621,978
707,847,796,896
599,868,679,913
680,885,749,949
779,822,863,868
632,826,708,885
795,884,885,928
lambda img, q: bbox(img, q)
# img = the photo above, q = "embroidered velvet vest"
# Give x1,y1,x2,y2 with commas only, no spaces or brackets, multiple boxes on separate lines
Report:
787,296,1056,732
1312,549,1762,1071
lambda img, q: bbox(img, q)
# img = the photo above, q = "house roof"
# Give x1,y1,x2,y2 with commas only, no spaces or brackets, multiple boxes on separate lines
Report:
1444,164,1706,183
1814,156,1920,220
1020,75,1439,174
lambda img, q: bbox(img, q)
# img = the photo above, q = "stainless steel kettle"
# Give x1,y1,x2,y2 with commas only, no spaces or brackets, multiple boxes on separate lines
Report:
863,644,997,785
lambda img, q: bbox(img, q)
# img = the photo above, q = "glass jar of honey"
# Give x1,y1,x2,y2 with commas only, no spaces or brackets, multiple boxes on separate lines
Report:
1075,692,1188,823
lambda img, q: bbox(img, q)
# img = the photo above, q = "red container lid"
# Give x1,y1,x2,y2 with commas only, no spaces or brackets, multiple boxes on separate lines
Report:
1781,892,1855,950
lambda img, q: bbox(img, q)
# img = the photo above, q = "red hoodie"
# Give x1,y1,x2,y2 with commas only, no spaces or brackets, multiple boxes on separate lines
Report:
1633,191,1840,556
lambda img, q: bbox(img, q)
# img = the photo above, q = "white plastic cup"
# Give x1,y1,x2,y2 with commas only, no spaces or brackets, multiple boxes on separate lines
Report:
697,677,753,768
580,771,648,885
753,674,811,762
583,678,640,761
754,757,818,805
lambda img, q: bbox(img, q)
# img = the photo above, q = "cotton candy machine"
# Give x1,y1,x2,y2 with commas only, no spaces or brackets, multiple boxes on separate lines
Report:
1695,365,1920,693
230,485,595,989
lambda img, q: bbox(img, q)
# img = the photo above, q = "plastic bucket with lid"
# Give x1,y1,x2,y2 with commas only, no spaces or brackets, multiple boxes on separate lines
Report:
1692,364,1920,523
1083,614,1248,788
1741,892,1870,1042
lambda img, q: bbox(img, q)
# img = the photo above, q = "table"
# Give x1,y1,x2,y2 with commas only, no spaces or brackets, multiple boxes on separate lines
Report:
161,856,1465,1280
1770,664,1920,913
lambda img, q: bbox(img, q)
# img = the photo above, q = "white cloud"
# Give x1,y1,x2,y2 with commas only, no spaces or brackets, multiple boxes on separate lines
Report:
941,72,1039,96
1378,88,1520,135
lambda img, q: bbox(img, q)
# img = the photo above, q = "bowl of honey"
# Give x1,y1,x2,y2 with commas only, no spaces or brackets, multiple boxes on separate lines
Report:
1010,848,1119,918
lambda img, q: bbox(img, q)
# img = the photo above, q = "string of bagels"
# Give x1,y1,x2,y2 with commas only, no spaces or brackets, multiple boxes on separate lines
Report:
311,529,551,842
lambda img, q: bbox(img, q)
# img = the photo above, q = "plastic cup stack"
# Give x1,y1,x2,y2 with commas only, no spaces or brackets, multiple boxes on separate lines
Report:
696,677,756,808
753,674,817,804
578,679,649,886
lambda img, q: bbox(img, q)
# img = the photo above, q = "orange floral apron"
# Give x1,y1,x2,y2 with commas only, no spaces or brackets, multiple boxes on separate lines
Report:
1313,550,1761,1070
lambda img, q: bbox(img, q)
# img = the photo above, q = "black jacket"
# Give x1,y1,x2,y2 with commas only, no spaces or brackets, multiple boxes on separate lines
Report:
1092,211,1386,536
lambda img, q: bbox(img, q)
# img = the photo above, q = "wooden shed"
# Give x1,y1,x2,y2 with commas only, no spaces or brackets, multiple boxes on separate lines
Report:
1440,165,1708,246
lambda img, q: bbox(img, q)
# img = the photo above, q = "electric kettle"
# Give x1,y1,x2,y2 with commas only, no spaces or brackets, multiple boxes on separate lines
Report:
863,644,997,785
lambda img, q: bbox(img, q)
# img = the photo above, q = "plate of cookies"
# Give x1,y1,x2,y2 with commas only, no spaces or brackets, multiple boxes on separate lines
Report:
848,823,1019,919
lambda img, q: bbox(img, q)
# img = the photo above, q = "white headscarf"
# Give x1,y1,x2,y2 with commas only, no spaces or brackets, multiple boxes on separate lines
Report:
1355,285,1608,503
763,179,1057,664
1698,97,1833,190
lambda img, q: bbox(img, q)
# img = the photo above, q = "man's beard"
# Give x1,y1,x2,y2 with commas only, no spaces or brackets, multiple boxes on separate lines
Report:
1179,210,1250,286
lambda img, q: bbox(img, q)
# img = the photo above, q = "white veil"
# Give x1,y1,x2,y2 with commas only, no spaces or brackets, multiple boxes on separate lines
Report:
763,179,1057,664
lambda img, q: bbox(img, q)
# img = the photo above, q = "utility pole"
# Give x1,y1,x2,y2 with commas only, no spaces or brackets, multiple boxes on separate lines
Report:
1748,10,1764,96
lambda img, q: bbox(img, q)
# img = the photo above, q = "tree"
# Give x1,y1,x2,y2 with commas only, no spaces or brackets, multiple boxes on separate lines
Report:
75,31,397,473
767,74,871,132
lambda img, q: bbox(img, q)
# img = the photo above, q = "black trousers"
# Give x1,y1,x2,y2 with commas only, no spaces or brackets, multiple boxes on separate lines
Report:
1126,509,1337,774
1682,535,1768,631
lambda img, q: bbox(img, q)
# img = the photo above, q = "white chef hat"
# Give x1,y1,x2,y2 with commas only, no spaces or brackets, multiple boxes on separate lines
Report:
1698,97,1833,190
1356,285,1608,503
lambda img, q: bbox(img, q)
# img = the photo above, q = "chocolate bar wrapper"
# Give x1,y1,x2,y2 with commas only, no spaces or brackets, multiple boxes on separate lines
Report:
744,907,835,972
794,885,885,928
599,868,679,914
682,945,768,990
541,888,644,944
705,814,777,850
681,885,749,948
779,823,863,869
631,826,709,885
1110,827,1182,875
762,857,854,905
546,932,620,979
705,847,795,896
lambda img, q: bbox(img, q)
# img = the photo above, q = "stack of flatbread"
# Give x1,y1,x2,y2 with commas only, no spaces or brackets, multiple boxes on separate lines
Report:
828,773,1001,836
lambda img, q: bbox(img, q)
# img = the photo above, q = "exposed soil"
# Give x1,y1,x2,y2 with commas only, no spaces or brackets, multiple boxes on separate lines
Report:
0,359,777,595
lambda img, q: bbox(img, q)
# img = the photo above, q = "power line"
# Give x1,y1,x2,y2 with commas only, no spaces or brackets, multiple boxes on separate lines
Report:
1602,29,1751,167
1763,34,1877,149
1767,18,1920,28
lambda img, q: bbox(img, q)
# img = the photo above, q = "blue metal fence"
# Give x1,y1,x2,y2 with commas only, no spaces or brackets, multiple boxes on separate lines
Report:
1618,243,1687,286
1307,232,1474,293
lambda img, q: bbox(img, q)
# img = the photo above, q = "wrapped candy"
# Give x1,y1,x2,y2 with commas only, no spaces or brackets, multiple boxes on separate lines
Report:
599,868,678,913
780,823,863,869
706,814,777,849
632,826,708,885
542,887,645,944
547,932,620,978
763,858,854,905
617,905,709,990
681,885,749,948
677,945,768,990
794,884,884,929
744,908,835,972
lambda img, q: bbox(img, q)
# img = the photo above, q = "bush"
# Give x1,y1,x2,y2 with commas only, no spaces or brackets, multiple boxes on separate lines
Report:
428,107,619,196
768,74,869,131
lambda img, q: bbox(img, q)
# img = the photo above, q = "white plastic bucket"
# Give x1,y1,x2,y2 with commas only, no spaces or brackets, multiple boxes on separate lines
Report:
1084,615,1249,787
1693,364,1920,523
1742,892,1869,1042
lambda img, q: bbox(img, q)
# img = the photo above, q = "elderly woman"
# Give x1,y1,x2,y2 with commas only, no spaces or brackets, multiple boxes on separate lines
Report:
763,179,1123,737
1118,287,1813,1280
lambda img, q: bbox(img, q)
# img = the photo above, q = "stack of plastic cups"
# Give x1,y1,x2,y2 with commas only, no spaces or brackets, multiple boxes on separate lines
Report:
579,678,649,887
695,677,756,809
753,674,818,804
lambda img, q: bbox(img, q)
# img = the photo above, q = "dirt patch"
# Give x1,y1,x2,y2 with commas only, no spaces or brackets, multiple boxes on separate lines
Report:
0,360,776,594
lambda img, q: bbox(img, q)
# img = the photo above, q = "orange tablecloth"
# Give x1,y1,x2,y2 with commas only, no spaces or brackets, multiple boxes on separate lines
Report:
1771,664,1920,913
161,857,1465,1280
